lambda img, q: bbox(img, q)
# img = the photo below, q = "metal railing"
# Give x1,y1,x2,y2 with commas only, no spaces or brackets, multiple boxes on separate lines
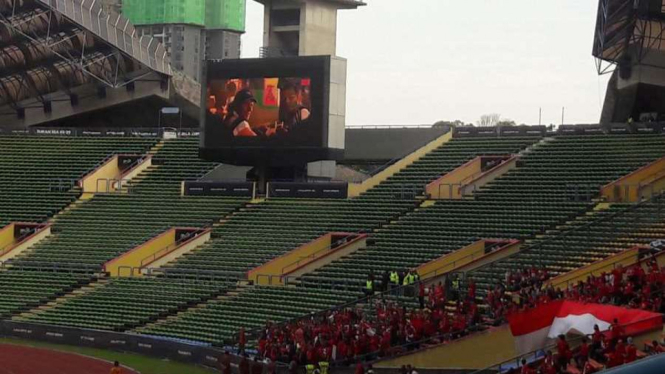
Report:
417,243,510,281
549,246,662,291
0,261,99,273
48,178,79,192
280,233,359,275
94,177,132,194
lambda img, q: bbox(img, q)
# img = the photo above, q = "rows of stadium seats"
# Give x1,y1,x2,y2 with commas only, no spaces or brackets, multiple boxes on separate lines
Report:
15,276,235,331
475,135,665,201
0,135,157,227
0,269,94,317
137,286,358,343
299,134,665,288
0,138,248,319
165,198,417,276
17,196,414,331
128,137,215,195
125,136,546,342
11,194,245,266
359,136,542,198
469,198,665,296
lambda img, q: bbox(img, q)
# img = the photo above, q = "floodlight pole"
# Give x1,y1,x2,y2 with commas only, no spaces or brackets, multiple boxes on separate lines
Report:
539,108,542,126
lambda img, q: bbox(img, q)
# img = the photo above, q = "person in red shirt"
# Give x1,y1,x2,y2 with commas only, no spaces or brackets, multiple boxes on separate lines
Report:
576,337,590,367
417,282,426,309
468,280,476,300
624,337,637,363
354,361,364,374
650,340,664,354
614,338,626,358
520,359,534,374
220,351,232,374
238,327,247,355
591,324,604,359
556,334,571,371
583,360,597,374
541,351,557,374
606,350,623,368
609,319,624,349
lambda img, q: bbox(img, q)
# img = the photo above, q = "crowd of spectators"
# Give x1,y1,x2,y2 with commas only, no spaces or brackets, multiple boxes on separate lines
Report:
253,279,482,365
247,257,664,370
485,259,665,323
518,324,665,374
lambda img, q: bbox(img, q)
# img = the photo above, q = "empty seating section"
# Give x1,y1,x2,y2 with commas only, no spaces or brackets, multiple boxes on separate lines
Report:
469,199,665,296
167,198,417,276
137,286,358,343
129,137,216,195
0,136,156,227
0,270,93,317
0,137,247,319
476,135,665,201
300,135,665,288
300,200,589,287
360,137,541,198
4,132,665,349
13,195,245,267
16,276,235,331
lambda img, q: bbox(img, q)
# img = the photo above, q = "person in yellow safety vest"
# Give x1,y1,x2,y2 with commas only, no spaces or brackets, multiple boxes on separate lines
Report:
365,278,374,296
403,271,416,286
306,364,316,374
452,277,461,301
319,361,329,374
390,271,399,285
388,270,398,295
403,271,415,297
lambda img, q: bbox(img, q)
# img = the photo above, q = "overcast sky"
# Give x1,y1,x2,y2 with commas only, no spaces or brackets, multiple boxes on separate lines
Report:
241,0,610,127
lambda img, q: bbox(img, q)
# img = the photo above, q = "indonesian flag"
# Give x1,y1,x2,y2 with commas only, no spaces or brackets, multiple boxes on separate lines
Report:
508,300,662,354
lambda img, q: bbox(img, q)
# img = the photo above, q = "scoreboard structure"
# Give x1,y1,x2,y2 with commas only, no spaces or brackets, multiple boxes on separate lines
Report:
199,55,347,167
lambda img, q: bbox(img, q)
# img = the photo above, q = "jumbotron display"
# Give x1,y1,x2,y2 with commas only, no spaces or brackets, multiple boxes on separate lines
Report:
206,77,316,144
200,56,347,166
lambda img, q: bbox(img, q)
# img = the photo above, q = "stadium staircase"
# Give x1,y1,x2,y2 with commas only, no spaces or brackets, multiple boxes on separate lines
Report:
357,136,541,199
347,131,454,197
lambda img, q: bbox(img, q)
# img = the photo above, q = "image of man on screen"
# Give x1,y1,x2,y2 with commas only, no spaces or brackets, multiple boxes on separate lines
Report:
222,89,282,138
279,80,311,131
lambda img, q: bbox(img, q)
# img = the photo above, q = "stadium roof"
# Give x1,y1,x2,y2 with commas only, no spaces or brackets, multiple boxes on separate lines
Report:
0,0,171,113
593,0,665,74
254,0,366,9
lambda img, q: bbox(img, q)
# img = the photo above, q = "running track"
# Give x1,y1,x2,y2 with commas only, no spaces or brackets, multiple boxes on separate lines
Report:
0,344,139,374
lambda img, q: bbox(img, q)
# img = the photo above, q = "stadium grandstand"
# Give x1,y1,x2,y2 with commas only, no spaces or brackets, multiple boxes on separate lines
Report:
0,1,664,374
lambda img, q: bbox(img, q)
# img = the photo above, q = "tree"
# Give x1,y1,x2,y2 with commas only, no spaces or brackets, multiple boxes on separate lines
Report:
432,120,466,128
477,113,501,127
496,119,516,127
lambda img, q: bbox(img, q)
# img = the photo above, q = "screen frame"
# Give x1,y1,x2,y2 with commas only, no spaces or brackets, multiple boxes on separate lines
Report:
200,56,342,166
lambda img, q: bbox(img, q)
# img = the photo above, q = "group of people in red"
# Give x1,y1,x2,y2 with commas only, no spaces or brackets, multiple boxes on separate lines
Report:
485,259,665,322
253,281,482,365
519,320,665,374
247,257,663,370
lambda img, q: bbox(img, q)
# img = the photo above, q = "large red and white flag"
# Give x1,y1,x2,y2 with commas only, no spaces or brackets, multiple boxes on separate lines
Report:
508,300,662,354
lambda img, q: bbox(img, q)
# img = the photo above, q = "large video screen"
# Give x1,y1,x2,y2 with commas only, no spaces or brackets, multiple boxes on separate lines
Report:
205,76,318,145
200,56,346,166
